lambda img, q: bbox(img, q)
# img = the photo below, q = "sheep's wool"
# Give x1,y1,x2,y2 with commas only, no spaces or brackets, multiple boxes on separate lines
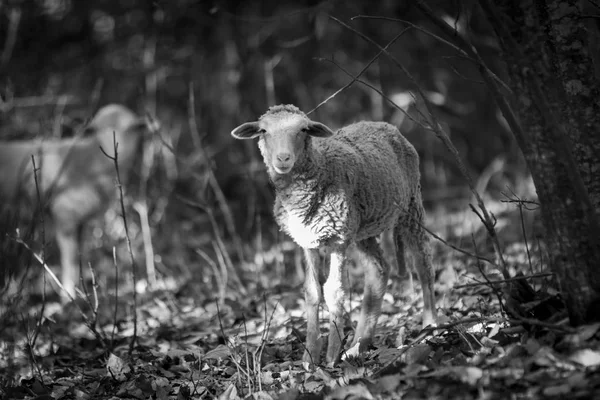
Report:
267,117,422,249
260,104,305,120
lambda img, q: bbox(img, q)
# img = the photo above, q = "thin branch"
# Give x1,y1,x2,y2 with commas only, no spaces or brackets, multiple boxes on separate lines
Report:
13,236,107,347
416,216,495,266
308,25,414,115
188,83,246,268
111,247,119,347
317,58,425,127
352,14,512,93
100,132,138,355
454,272,554,289
472,233,507,315
30,156,46,348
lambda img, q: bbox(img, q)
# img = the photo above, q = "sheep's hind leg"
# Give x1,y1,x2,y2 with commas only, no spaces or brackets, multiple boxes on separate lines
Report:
322,247,348,366
303,248,323,365
352,237,390,352
408,230,437,328
393,230,414,296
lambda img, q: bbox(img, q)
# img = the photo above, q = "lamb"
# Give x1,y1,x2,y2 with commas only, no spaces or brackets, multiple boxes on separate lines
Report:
0,104,149,301
231,104,437,366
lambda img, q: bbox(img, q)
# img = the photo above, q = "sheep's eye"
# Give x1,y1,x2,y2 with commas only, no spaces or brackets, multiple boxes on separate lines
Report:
258,128,266,134
301,127,308,132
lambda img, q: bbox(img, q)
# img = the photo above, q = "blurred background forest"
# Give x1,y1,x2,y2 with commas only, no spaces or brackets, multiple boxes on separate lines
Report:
0,0,537,298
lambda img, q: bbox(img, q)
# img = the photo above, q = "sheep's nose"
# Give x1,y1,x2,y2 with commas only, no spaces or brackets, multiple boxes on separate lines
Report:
277,153,291,162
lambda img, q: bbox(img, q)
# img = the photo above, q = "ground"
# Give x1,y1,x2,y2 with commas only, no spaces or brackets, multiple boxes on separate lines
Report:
1,198,600,400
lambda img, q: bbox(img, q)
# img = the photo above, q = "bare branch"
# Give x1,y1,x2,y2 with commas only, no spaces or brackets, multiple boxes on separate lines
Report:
308,24,413,115
316,57,426,128
454,272,554,289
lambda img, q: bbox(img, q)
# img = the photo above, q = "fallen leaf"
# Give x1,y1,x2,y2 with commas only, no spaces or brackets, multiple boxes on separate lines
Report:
251,391,275,400
377,373,402,393
563,323,600,347
569,349,600,367
401,344,432,364
278,389,300,400
543,384,571,396
204,344,230,360
326,383,374,400
106,353,131,382
218,383,239,400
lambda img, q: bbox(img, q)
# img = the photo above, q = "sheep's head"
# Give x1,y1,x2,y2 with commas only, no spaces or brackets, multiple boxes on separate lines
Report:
87,104,144,133
85,104,149,150
231,105,334,175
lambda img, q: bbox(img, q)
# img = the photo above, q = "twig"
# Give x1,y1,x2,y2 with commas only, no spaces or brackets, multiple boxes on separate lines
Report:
178,195,247,296
500,196,540,211
13,237,107,347
84,261,102,339
308,25,415,116
195,248,227,304
188,83,246,268
255,296,279,374
504,189,535,274
417,313,574,333
316,57,424,128
472,233,506,315
111,247,119,347
454,272,554,289
242,318,254,394
416,216,495,265
352,14,512,94
100,131,138,355
29,156,46,348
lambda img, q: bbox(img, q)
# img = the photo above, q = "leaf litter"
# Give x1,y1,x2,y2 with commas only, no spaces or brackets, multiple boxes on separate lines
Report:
2,207,600,399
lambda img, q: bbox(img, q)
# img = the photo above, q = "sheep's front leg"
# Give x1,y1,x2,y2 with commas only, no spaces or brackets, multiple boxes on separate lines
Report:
353,237,390,352
55,225,81,302
303,248,323,365
323,248,348,366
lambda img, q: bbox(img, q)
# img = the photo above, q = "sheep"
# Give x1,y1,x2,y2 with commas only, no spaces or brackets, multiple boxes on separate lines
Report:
0,104,149,301
231,104,437,366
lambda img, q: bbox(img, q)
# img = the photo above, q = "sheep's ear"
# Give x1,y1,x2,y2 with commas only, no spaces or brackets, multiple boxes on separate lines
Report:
306,121,334,137
231,122,262,139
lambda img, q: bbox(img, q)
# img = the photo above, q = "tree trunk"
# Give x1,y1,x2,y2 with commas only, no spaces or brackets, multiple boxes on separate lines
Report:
480,0,600,324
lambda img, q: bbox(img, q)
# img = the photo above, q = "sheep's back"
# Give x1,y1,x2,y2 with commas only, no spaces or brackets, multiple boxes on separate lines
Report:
0,137,115,206
314,121,420,239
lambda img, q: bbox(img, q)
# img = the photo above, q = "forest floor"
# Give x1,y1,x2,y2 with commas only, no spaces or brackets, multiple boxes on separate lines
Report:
1,199,600,400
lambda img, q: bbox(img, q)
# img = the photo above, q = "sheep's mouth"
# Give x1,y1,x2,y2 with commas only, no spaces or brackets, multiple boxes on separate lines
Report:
274,164,293,174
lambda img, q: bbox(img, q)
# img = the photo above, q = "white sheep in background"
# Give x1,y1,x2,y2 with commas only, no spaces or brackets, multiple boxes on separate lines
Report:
0,105,148,301
232,104,436,366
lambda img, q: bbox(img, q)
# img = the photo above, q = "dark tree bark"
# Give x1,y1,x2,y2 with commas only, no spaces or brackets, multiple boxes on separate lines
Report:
479,0,600,324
